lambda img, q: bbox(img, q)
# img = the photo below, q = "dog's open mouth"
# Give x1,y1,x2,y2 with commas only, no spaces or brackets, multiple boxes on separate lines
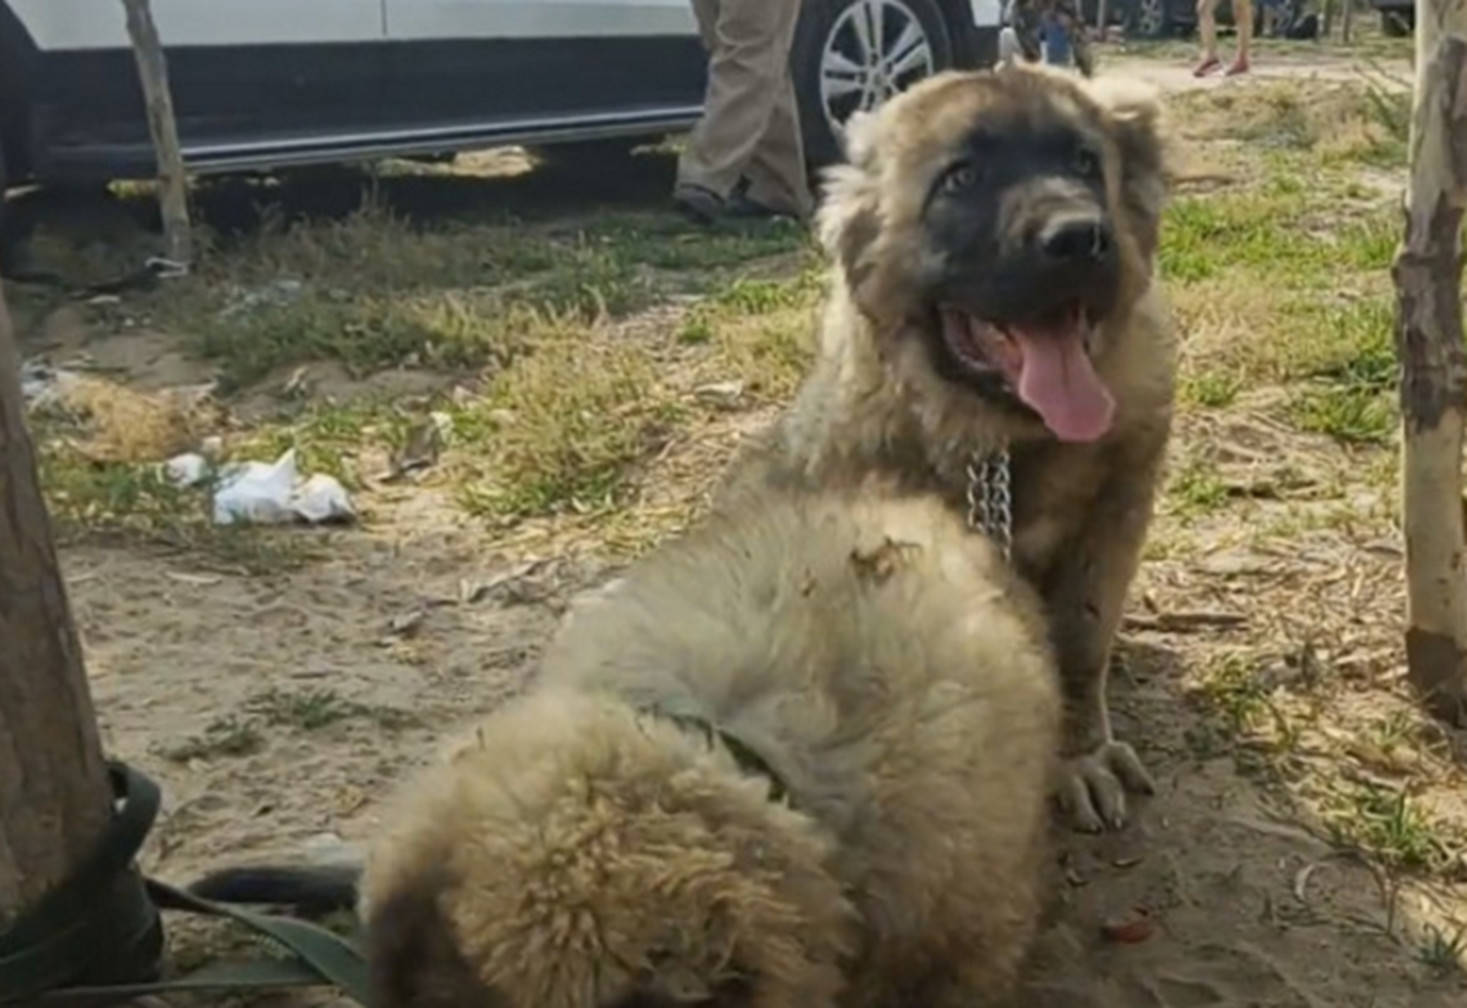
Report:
938,303,1115,443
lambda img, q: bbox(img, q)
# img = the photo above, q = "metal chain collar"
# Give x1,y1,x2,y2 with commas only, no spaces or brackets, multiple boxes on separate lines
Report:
965,447,1012,561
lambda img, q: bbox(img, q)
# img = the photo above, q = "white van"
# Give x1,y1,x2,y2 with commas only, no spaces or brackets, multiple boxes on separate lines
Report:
0,0,1000,191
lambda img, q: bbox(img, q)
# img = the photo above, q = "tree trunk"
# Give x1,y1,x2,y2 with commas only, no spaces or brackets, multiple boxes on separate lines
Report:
1341,0,1354,42
0,283,113,927
1322,0,1335,38
1096,0,1108,42
1393,0,1467,726
121,0,193,267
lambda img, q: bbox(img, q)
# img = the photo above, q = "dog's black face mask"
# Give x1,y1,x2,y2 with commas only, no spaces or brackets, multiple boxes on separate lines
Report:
914,114,1123,443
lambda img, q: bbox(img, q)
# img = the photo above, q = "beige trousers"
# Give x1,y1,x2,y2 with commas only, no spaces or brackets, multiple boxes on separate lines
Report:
676,0,813,219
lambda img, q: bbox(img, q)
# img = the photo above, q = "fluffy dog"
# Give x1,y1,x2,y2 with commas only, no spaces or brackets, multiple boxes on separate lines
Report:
721,63,1177,833
197,486,1061,1008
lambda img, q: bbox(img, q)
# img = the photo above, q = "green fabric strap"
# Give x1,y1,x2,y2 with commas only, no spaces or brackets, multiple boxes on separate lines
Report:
0,762,371,1007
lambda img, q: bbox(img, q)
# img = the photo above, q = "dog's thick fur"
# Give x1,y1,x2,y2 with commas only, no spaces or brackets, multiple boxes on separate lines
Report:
352,485,1060,1008
720,64,1177,832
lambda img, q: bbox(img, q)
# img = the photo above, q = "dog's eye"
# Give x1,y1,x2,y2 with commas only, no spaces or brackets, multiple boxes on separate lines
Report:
940,161,981,195
1073,147,1101,179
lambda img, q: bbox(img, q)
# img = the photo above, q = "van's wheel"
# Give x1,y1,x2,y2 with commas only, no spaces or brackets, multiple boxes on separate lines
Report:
792,0,954,170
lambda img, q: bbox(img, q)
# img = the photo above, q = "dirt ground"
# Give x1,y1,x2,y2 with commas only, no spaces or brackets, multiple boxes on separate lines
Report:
6,33,1465,1008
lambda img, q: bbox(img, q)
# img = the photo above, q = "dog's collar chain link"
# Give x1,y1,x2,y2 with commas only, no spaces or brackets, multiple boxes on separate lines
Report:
966,448,1012,561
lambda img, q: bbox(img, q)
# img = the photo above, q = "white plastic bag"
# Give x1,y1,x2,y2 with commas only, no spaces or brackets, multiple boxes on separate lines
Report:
213,449,300,525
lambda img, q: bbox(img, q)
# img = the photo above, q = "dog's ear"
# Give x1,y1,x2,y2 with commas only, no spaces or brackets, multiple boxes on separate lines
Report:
815,111,884,293
1087,75,1170,261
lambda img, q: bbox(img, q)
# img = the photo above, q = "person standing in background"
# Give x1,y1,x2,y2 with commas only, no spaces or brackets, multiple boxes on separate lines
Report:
672,0,813,225
1194,0,1253,76
1010,0,1095,76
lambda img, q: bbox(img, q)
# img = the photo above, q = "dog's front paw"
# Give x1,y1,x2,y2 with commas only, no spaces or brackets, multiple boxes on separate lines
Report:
1057,739,1155,833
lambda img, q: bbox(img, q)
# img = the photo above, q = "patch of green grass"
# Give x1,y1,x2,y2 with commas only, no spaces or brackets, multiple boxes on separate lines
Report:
1327,784,1453,873
1194,654,1269,732
153,199,806,393
158,715,264,762
192,289,527,394
453,314,682,523
36,443,313,573
711,271,822,314
1161,192,1312,284
234,399,413,491
576,212,807,271
1275,295,1397,388
1168,457,1230,516
40,449,201,530
245,686,418,731
1417,923,1467,976
1179,368,1242,408
1289,383,1396,444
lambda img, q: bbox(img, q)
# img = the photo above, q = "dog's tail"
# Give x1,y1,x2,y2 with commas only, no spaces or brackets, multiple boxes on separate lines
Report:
187,862,362,918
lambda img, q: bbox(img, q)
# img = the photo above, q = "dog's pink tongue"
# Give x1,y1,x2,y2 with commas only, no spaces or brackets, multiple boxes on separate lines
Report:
1009,325,1115,442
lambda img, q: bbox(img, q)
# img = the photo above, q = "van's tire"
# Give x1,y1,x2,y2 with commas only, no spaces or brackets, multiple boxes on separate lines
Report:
792,0,955,170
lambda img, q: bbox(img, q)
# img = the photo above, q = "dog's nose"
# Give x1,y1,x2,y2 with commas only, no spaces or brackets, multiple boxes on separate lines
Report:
1039,217,1112,262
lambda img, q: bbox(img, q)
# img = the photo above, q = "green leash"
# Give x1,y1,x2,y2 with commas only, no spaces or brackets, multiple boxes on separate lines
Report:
0,762,371,1007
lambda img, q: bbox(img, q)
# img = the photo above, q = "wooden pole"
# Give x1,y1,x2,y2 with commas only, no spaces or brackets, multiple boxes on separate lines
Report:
121,0,193,267
0,279,113,925
1392,0,1467,726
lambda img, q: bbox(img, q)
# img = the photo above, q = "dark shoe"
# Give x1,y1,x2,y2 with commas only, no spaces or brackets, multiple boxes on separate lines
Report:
724,191,798,221
672,183,724,225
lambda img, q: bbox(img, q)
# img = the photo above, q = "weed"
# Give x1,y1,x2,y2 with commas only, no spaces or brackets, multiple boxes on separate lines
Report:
1289,383,1396,444
1168,457,1230,515
1327,785,1451,872
245,686,417,732
1193,654,1268,732
1417,923,1467,976
159,716,264,762
1180,368,1242,408
453,315,679,523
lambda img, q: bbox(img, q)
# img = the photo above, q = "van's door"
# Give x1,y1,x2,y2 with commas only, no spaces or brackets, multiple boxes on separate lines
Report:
379,0,707,144
9,0,391,178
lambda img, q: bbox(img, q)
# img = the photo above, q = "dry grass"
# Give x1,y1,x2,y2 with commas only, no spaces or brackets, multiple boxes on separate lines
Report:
1139,69,1467,948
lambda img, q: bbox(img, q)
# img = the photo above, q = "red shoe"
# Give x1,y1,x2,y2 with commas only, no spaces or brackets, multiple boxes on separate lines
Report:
1193,56,1221,77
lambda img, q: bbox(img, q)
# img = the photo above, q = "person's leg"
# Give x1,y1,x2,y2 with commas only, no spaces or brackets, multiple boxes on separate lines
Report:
673,0,727,221
1053,0,1094,76
999,25,1023,64
732,0,811,219
1042,11,1069,65
674,0,800,216
1011,0,1046,62
1194,0,1221,75
1226,0,1253,74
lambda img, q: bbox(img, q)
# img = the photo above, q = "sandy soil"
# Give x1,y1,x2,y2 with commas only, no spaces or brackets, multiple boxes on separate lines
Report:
11,39,1464,1008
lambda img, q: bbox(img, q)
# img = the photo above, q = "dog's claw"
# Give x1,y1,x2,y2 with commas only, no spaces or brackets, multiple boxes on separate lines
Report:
1058,739,1154,833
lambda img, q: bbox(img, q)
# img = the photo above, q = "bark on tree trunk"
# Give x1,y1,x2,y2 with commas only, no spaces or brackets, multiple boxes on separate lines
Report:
1341,0,1354,42
121,0,193,267
1393,2,1467,726
0,283,113,927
